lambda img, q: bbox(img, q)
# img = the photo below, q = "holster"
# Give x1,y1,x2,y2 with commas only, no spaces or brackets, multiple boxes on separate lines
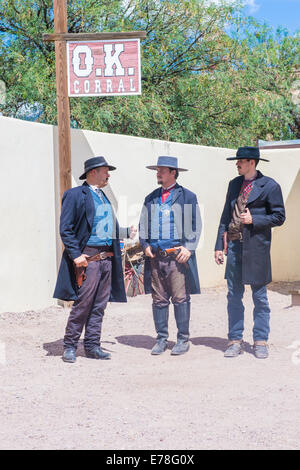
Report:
74,251,114,288
75,266,87,288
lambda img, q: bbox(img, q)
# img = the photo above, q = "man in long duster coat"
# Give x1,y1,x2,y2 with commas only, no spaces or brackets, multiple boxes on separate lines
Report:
54,156,131,363
215,147,285,359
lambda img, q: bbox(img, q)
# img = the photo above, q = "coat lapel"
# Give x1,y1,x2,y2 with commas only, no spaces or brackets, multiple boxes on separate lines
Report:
246,171,266,205
171,184,183,205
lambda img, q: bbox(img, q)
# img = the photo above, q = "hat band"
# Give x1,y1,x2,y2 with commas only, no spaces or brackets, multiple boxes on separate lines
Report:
85,163,106,172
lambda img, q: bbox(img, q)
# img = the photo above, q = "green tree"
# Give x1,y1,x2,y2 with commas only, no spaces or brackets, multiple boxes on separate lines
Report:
0,0,299,147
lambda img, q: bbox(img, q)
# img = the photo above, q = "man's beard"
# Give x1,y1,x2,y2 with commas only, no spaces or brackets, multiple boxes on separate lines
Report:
157,178,163,185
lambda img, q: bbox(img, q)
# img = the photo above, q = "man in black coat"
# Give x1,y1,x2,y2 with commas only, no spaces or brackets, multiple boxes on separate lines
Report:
139,156,201,356
54,156,134,363
215,147,285,359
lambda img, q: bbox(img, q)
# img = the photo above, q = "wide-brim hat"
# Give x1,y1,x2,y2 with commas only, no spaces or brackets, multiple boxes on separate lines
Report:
146,156,188,171
227,146,269,162
79,156,116,180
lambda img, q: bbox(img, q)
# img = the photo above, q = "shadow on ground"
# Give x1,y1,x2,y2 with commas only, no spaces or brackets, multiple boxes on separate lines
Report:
115,335,175,350
43,339,115,357
116,335,253,354
44,336,254,356
268,281,300,296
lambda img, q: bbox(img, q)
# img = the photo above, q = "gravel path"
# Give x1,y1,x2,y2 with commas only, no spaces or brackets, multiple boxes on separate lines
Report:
0,285,300,450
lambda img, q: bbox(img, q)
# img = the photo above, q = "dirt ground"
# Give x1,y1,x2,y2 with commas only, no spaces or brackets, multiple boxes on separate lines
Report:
0,283,300,450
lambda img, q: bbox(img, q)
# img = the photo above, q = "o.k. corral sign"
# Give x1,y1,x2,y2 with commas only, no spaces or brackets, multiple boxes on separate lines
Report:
67,39,141,97
43,13,146,199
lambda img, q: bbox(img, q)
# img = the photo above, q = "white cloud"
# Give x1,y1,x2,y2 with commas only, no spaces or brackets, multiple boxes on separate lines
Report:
244,0,260,13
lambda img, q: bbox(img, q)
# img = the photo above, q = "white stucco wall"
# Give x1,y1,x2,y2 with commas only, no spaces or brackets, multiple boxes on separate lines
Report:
0,115,299,312
0,117,57,312
69,128,300,286
264,148,300,281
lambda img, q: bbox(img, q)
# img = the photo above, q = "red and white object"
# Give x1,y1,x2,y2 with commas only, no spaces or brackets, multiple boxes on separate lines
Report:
67,39,141,97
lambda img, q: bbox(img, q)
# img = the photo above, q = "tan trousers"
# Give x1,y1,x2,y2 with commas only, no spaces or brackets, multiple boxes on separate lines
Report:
150,257,190,307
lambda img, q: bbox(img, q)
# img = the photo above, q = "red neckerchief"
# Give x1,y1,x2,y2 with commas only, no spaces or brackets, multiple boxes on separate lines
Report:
161,184,176,203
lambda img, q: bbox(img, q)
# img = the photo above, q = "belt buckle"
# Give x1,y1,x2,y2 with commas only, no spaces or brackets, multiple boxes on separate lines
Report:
239,232,243,243
99,252,107,260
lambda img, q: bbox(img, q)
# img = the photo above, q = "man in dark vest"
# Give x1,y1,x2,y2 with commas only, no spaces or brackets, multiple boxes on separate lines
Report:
54,156,135,363
215,147,285,359
139,156,201,356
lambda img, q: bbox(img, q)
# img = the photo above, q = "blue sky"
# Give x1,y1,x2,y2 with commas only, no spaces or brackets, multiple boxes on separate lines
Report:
243,0,300,33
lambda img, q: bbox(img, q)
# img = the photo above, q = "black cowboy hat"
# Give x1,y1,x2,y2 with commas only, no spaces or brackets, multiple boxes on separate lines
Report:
79,156,116,180
227,146,269,162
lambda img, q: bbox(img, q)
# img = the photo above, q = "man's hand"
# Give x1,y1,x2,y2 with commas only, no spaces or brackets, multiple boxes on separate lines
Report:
144,246,155,258
240,208,252,224
176,246,191,264
215,231,228,265
129,225,137,239
74,254,89,267
215,250,224,265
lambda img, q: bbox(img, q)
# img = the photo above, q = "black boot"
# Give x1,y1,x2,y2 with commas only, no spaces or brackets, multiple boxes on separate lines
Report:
62,347,77,363
85,346,111,360
151,305,169,355
171,302,190,355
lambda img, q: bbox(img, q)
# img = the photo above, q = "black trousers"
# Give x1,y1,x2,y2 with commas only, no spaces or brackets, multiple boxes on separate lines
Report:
64,247,112,351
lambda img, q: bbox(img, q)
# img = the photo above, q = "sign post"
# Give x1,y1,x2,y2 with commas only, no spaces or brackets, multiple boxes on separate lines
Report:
43,0,146,199
52,0,71,201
